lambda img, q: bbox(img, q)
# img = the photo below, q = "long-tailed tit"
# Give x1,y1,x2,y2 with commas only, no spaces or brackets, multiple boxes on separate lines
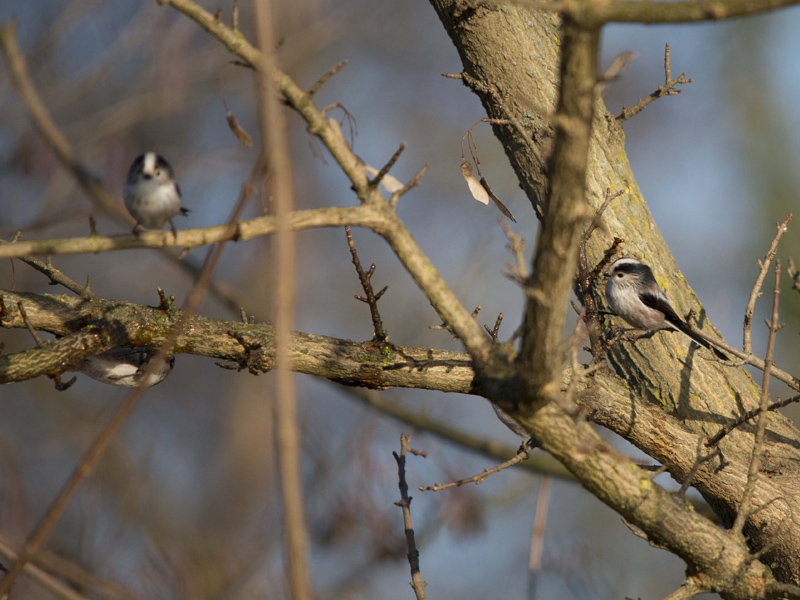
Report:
604,257,728,360
69,348,175,388
124,153,189,236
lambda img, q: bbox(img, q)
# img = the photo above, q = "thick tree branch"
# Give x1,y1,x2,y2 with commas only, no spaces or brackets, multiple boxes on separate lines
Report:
573,0,800,25
0,290,477,391
519,15,597,397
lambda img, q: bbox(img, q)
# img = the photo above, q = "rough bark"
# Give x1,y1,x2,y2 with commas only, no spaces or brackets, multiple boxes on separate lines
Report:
429,0,800,583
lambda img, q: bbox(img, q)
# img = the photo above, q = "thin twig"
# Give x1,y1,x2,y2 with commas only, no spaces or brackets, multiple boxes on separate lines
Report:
732,260,782,538
15,254,97,300
389,164,429,208
393,434,428,600
678,436,716,495
0,536,89,600
582,187,624,246
484,313,503,341
308,60,348,95
500,219,528,284
616,44,692,122
707,394,800,447
744,215,791,354
369,142,406,189
345,226,388,343
16,301,43,347
419,444,531,492
528,476,552,572
660,579,707,600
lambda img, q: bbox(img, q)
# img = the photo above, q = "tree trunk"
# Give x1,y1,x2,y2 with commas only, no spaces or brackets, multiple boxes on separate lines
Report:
429,0,800,584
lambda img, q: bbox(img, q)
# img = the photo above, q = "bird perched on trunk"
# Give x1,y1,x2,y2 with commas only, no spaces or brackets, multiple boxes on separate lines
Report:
69,348,175,388
604,257,728,360
123,152,189,236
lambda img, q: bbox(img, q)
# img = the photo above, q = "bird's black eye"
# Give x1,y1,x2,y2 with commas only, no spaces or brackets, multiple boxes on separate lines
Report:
155,169,162,176
616,273,623,278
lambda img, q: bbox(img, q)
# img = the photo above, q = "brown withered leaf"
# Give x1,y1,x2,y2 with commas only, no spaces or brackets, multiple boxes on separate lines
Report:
226,110,252,147
480,177,516,223
460,161,489,205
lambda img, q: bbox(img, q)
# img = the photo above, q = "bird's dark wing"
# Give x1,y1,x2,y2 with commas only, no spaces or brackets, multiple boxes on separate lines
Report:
639,291,683,327
640,291,728,360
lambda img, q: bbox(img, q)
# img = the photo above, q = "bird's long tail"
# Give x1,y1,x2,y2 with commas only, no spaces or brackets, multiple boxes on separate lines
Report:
673,321,728,360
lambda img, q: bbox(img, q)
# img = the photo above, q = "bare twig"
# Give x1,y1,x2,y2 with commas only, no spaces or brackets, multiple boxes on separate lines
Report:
677,436,716,495
732,260,782,538
369,142,406,190
501,219,528,284
484,313,503,341
684,319,800,392
707,394,800,447
393,434,428,600
459,72,536,152
389,164,429,208
582,187,625,246
616,44,692,122
345,226,388,343
0,536,89,600
528,476,552,572
14,254,97,300
660,579,707,600
419,444,530,491
308,60,348,95
744,215,791,354
596,50,637,95
17,301,43,347
341,385,574,481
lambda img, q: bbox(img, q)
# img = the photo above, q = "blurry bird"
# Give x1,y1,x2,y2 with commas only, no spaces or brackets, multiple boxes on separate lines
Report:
123,152,189,236
69,347,175,388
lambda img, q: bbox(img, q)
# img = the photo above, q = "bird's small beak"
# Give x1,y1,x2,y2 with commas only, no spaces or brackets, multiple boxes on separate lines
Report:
602,270,611,278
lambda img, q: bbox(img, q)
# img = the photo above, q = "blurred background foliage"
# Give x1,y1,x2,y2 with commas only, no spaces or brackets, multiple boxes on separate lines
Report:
0,1,799,599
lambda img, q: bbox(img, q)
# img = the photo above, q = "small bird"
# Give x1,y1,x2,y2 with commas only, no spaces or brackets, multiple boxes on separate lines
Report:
123,152,189,236
69,348,175,388
604,257,728,360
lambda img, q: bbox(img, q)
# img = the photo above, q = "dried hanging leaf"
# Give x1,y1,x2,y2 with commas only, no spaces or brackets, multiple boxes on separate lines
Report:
460,161,489,205
361,163,404,193
480,177,516,223
226,110,252,147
